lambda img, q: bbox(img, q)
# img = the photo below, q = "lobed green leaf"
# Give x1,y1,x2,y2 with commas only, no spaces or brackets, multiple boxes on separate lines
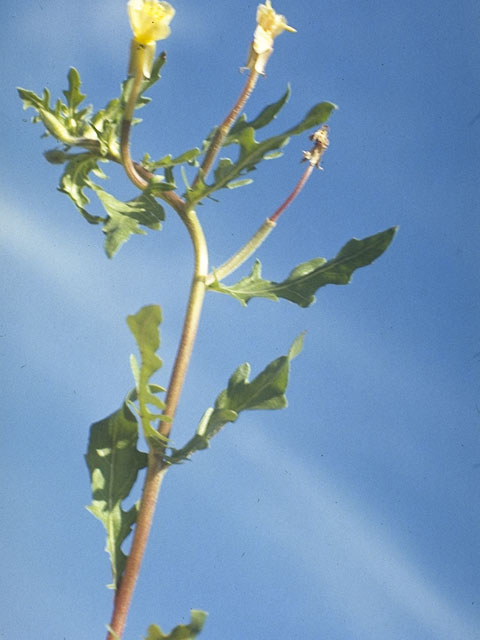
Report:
57,156,165,257
63,67,87,112
93,187,165,258
85,397,148,589
20,59,205,256
209,227,397,307
168,335,304,463
144,611,208,639
127,305,169,452
58,152,106,223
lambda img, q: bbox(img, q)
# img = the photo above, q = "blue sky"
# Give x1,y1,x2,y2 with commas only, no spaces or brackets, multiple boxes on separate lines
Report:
1,1,479,639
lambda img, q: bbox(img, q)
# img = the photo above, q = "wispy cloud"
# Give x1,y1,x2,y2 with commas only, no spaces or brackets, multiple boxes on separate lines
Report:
234,427,479,639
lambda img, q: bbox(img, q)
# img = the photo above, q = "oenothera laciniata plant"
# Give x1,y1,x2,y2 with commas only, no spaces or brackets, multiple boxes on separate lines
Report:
18,0,397,637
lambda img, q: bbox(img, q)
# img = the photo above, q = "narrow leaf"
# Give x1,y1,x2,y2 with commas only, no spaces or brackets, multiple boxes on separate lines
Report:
168,335,304,463
85,397,148,589
228,85,291,138
209,227,397,307
187,99,337,204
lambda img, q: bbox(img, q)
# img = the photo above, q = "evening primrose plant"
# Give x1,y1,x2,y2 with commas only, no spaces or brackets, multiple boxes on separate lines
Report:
18,1,396,638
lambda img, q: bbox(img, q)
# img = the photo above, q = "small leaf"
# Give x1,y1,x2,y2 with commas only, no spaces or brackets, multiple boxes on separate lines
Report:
63,67,86,111
85,397,148,589
144,610,208,640
209,227,397,307
127,305,168,452
168,336,304,463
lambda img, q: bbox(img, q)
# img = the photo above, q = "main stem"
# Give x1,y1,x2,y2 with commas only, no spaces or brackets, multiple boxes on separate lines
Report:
106,209,208,640
107,72,209,639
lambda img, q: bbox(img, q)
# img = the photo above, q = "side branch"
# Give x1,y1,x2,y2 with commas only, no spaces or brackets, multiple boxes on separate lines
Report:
193,69,259,187
269,125,330,223
205,126,330,284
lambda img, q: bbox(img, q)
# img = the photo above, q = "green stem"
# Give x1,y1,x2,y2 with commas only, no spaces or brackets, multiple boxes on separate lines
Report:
205,154,324,286
206,218,275,285
106,208,208,640
158,209,208,437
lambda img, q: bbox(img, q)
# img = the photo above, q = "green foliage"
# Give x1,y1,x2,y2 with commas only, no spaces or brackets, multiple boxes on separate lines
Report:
186,94,337,204
127,305,170,452
18,69,92,143
18,69,338,257
168,335,304,463
85,396,148,590
18,58,172,257
19,8,399,637
144,611,208,639
85,305,168,588
18,56,166,150
57,152,107,223
209,227,397,306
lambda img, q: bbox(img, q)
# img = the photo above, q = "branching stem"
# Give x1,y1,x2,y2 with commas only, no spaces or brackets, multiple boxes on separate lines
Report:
206,218,275,285
268,162,315,224
108,68,328,640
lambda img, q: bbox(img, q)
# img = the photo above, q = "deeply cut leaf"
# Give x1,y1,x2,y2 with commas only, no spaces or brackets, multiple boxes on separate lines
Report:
94,187,165,258
85,305,167,587
144,610,208,639
209,227,397,307
58,153,106,224
127,305,169,452
168,335,304,463
19,59,178,256
85,396,148,589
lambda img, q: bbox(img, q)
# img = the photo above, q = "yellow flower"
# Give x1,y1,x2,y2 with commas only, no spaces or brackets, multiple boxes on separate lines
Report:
127,0,175,78
128,0,175,45
247,0,296,74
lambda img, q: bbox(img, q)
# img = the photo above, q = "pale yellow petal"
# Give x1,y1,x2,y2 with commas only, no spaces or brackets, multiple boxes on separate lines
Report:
128,0,175,45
